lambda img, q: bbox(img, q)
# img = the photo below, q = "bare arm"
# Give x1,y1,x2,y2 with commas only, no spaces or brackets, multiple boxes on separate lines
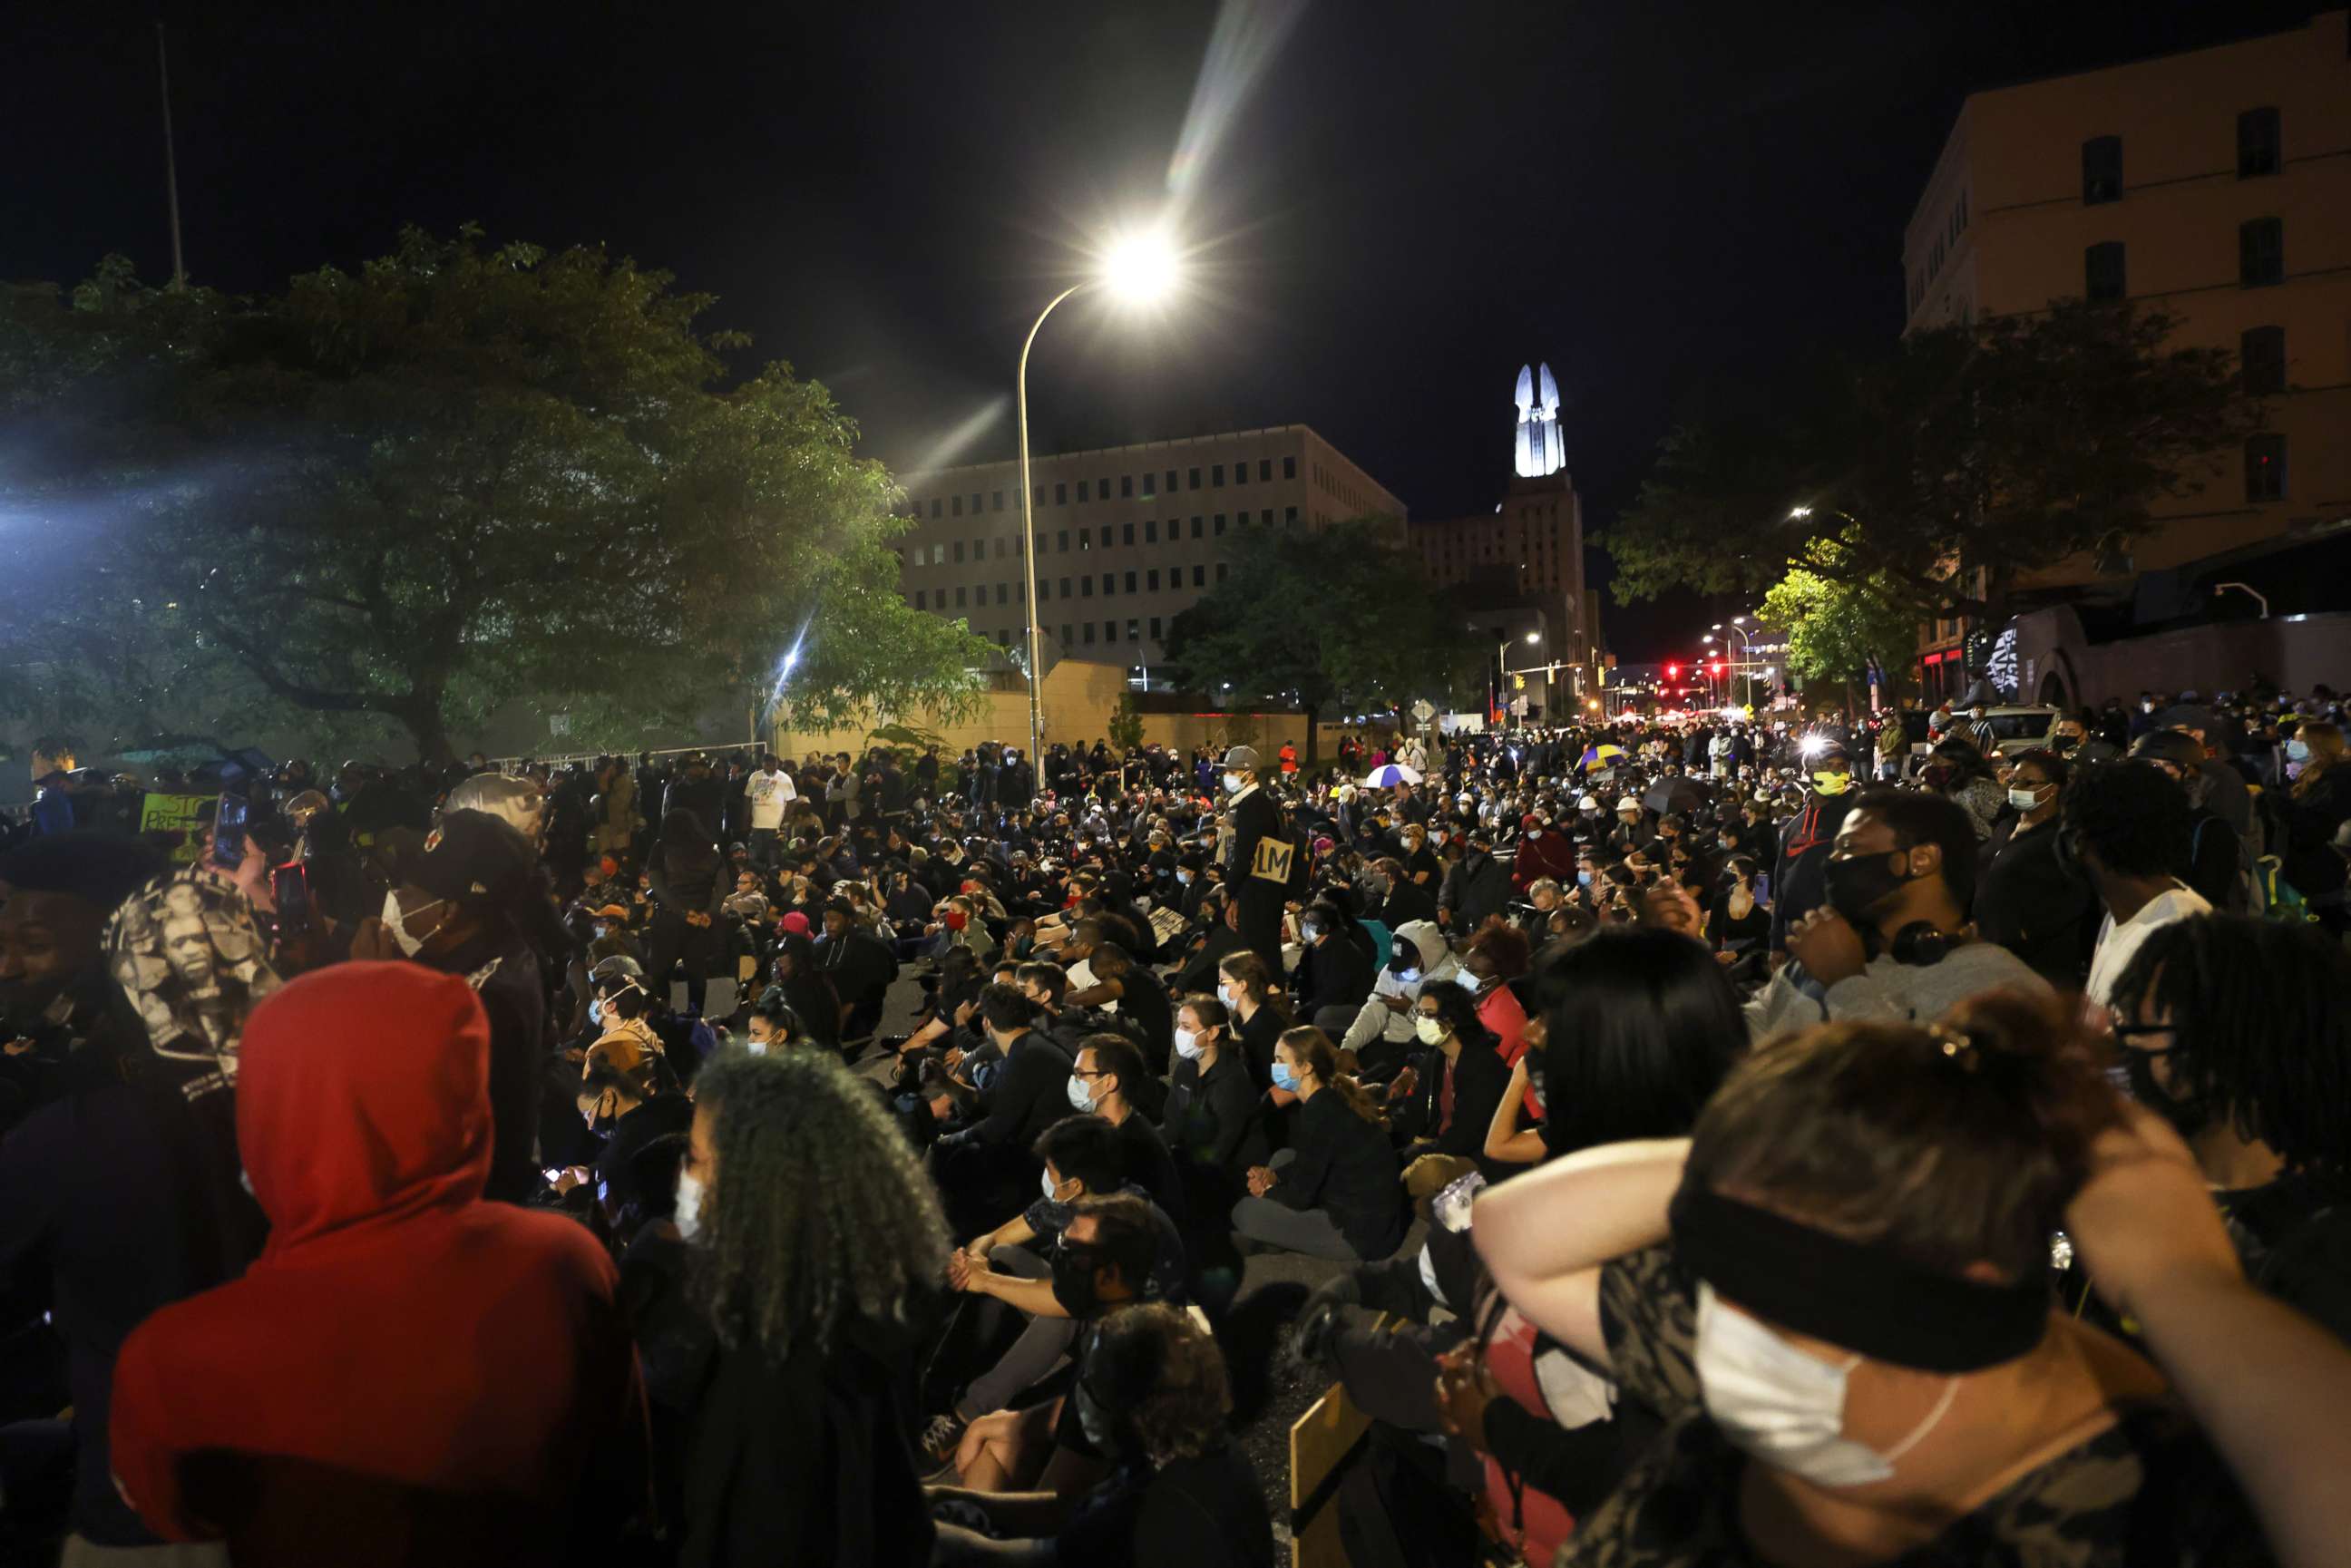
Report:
1482,1057,1546,1165
963,1267,1069,1320
1470,1137,1689,1365
2068,1105,2351,1568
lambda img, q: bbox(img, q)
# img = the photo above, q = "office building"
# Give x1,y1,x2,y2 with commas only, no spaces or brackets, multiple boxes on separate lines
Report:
894,424,1405,670
1900,12,2350,701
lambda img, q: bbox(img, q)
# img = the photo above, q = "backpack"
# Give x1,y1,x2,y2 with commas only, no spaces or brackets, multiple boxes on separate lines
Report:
2251,855,2318,924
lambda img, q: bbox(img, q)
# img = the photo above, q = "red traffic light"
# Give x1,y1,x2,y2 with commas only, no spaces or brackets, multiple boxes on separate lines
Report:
1665,662,1679,678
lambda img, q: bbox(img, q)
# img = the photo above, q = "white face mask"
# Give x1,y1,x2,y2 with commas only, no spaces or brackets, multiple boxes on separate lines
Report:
381,889,444,959
1066,1074,1097,1112
1218,981,1240,1008
588,998,604,1027
1223,772,1244,794
1414,1015,1447,1046
1453,969,1484,995
674,1168,707,1242
1041,1168,1069,1203
1693,1282,1957,1488
746,1035,769,1056
1174,1027,1204,1060
2007,786,2045,812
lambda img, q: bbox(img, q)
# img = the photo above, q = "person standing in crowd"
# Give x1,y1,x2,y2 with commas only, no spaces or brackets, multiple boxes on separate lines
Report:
2106,913,2351,1341
353,810,551,1203
1233,1027,1405,1262
675,1046,949,1567
1974,747,2101,988
640,808,728,1019
1748,787,2045,1036
2066,760,2215,1008
743,755,795,874
109,962,639,1565
1768,737,1855,950
2283,722,2349,931
1218,746,1287,970
2131,731,2246,912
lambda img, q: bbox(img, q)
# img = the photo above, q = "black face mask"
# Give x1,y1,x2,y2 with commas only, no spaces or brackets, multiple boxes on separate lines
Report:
1821,849,1915,930
2122,1046,2211,1143
1052,1240,1103,1317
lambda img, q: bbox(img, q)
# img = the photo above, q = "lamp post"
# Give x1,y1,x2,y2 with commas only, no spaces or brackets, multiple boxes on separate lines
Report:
1495,629,1540,729
1710,619,1755,708
1016,230,1180,768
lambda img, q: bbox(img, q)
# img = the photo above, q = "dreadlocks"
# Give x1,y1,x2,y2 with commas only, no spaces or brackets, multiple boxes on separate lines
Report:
691,1048,949,1360
2110,913,2351,1174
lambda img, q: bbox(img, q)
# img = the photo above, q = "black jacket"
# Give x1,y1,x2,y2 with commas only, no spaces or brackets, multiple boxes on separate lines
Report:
1162,1047,1268,1177
1771,791,1856,950
1225,787,1289,902
1271,1088,1406,1261
1438,851,1510,932
1975,819,2100,988
1377,880,1439,932
1295,934,1373,1019
961,1030,1074,1149
1398,1037,1512,1172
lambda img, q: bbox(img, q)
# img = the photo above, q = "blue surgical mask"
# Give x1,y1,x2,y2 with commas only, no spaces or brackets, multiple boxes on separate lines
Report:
2288,739,2310,762
1272,1062,1300,1092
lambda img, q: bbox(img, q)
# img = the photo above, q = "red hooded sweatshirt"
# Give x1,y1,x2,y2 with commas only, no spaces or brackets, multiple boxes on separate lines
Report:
110,961,640,1565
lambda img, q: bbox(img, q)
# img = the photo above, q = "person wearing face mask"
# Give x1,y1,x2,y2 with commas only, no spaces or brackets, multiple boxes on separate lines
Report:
668,1047,948,1567
939,1194,1159,1498
2102,914,2351,1343
1474,991,2275,1568
1368,852,1437,931
1215,746,1287,972
1214,952,1292,1089
930,1304,1274,1568
1767,740,1856,955
1233,1028,1406,1261
1067,1036,1184,1227
1749,788,2047,1040
1293,899,1375,1036
353,810,555,1203
1391,979,1513,1184
2283,721,2350,933
1161,996,1270,1189
1457,922,1533,1090
1974,749,2102,988
930,985,1079,1236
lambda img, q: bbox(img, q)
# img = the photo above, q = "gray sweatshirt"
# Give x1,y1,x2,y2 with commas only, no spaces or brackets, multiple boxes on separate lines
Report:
1742,940,2051,1042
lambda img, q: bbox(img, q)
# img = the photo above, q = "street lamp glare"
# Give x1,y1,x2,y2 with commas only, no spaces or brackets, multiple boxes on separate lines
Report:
1101,230,1180,306
1788,505,1813,520
1524,631,1541,644
1732,616,1746,625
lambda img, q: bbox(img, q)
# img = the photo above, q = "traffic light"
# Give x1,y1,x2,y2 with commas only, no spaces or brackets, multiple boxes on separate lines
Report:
1712,662,1726,677
1665,662,1679,679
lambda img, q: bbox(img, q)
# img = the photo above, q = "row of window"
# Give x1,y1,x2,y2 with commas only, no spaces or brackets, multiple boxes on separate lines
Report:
905,510,1299,568
2081,216,2287,302
972,619,1165,649
909,562,1230,612
2082,107,2282,208
917,455,1298,520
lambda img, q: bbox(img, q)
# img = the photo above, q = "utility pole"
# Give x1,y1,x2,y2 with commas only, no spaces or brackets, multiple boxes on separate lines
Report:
158,24,187,289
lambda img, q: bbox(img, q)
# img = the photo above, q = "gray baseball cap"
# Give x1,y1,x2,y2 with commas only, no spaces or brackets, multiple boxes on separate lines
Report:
1221,745,1261,771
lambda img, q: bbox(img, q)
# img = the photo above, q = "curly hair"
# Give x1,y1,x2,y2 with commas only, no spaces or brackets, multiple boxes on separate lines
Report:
1088,1303,1233,1468
692,1048,949,1361
2109,913,2351,1173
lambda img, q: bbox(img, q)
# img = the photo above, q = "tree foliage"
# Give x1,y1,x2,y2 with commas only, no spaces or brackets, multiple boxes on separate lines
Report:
1755,541,1921,690
1605,300,2258,629
0,230,986,764
1160,519,1478,763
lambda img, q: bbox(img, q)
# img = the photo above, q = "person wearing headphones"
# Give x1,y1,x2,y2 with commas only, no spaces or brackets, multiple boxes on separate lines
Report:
1746,788,2047,1039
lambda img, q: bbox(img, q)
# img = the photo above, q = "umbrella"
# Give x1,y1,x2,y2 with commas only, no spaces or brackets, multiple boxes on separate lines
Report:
1361,764,1423,787
1578,745,1625,771
1642,778,1708,816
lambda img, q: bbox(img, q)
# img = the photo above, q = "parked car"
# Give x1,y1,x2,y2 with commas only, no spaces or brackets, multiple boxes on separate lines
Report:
1976,706,2060,755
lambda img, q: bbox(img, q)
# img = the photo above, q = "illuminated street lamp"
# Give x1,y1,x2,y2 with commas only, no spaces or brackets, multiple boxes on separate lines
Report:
1017,228,1182,764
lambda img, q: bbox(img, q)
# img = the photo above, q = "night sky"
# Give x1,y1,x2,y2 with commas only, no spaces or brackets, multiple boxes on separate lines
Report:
6,1,2322,659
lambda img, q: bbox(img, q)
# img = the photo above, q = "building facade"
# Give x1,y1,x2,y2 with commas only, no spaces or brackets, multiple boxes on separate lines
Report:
894,424,1404,671
1900,9,2350,703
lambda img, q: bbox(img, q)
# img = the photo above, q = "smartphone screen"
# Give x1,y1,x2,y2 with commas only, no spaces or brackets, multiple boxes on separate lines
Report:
1752,872,1771,907
272,863,313,934
212,793,251,870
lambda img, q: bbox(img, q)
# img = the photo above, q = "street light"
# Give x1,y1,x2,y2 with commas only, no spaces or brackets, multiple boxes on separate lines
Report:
1493,630,1541,728
1017,227,1183,765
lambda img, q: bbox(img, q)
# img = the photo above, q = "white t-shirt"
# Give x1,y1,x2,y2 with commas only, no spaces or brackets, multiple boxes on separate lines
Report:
2086,882,2211,1008
746,768,796,829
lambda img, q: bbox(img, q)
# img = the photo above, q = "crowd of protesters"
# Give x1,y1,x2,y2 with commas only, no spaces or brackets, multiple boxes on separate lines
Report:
3,677,2350,1568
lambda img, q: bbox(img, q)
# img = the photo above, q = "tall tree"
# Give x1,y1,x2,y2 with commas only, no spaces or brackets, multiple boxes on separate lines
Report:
0,231,986,764
1754,542,1921,701
1160,519,1478,765
1605,300,2258,639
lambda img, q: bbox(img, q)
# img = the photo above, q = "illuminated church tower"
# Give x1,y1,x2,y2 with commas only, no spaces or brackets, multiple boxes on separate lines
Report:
1513,363,1564,478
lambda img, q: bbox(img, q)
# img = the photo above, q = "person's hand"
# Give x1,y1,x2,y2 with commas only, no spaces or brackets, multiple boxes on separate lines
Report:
348,916,403,962
2066,1099,2243,1322
1386,1065,1419,1103
1382,991,1411,1013
1433,1345,1501,1448
928,1093,956,1122
1784,906,1868,986
1246,1165,1277,1198
942,1046,965,1070
952,998,977,1027
550,1166,592,1196
946,1250,975,1291
1714,949,1738,966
